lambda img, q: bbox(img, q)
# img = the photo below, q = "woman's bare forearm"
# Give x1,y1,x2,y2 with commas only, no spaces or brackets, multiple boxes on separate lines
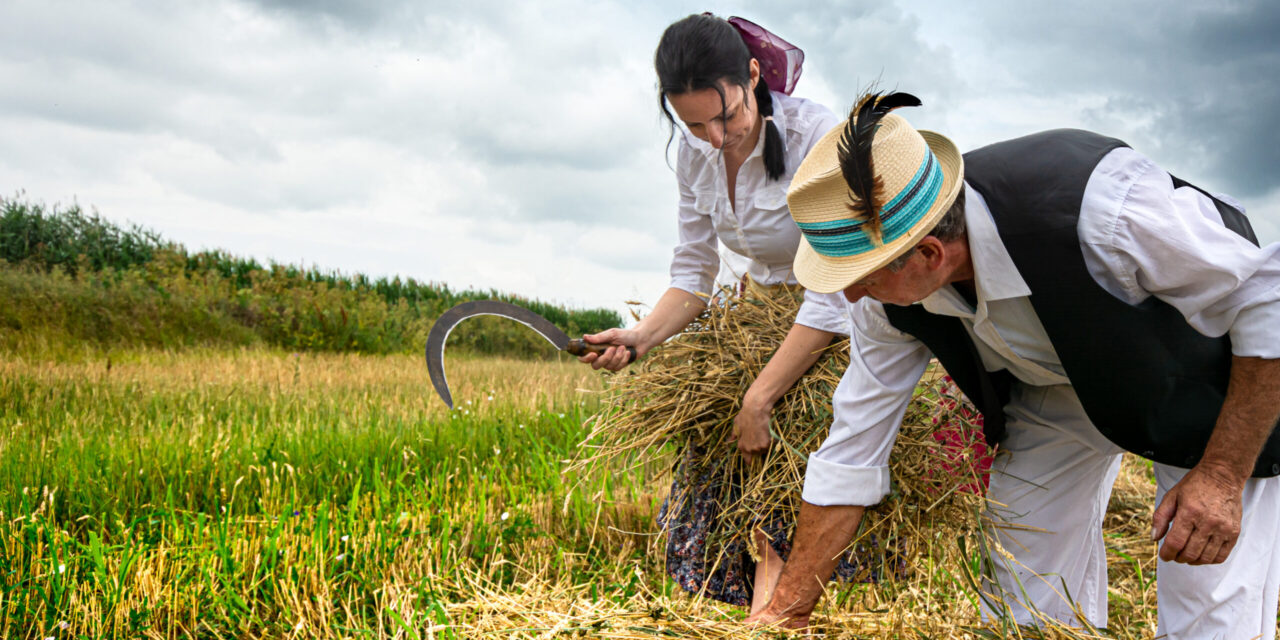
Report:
631,287,707,351
743,323,837,410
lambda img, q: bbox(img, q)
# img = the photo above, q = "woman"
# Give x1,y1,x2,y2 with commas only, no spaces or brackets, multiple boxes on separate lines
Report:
579,14,857,613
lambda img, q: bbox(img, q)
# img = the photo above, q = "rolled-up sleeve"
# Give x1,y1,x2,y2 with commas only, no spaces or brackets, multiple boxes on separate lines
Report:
802,300,932,506
668,153,720,297
1080,148,1280,358
795,289,851,336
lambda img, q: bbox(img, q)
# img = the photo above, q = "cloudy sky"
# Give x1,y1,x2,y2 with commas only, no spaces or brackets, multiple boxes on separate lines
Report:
2,0,1277,320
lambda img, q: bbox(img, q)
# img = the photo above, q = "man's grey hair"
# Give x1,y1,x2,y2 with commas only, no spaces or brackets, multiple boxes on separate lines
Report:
883,187,967,272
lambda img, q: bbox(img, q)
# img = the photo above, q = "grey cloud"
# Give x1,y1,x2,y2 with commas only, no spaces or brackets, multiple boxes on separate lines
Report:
458,150,676,235
967,0,1280,198
741,1,964,111
243,0,406,33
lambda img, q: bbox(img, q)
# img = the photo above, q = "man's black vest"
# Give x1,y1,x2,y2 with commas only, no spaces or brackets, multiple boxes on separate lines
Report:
883,129,1280,477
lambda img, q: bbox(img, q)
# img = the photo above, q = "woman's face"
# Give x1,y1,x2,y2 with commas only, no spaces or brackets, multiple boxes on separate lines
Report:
667,61,761,156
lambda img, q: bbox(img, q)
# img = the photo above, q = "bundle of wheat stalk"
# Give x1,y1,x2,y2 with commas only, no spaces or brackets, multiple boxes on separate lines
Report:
429,451,1161,639
573,280,994,591
556,281,1163,636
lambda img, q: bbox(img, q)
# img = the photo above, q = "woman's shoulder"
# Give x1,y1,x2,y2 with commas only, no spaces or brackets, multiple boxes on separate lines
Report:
674,133,719,189
774,92,840,136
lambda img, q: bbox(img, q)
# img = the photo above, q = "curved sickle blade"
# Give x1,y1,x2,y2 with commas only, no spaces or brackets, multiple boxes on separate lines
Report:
425,300,572,409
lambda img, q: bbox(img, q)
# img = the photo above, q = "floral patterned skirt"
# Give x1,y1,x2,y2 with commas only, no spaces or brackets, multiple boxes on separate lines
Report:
655,373,989,607
656,444,888,606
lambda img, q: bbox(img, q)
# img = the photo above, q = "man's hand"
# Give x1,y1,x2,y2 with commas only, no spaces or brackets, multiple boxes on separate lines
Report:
1152,356,1280,565
732,395,773,464
743,502,865,631
1151,464,1243,565
742,604,810,630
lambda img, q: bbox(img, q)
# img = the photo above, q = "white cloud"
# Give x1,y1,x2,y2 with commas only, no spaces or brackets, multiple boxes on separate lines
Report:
0,0,1276,323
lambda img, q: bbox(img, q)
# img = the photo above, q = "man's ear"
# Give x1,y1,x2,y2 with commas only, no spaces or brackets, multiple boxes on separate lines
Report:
915,236,946,269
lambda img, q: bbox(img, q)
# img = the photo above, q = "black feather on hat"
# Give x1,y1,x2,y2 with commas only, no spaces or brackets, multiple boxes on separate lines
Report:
836,91,923,245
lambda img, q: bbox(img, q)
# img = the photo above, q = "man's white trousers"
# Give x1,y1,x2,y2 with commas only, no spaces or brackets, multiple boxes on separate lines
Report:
981,384,1280,639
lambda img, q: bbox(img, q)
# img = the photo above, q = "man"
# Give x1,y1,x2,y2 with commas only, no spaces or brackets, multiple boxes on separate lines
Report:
745,92,1280,638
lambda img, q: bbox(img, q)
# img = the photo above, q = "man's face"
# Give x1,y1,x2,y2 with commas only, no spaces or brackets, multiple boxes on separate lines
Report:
841,247,947,306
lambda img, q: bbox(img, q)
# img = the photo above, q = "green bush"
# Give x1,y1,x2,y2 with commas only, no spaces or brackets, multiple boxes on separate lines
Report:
0,196,165,274
0,195,622,357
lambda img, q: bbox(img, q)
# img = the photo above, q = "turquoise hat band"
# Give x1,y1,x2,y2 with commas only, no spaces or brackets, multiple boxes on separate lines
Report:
796,149,943,258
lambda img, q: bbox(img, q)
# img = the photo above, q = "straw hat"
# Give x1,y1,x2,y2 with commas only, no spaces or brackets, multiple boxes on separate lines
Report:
789,111,963,294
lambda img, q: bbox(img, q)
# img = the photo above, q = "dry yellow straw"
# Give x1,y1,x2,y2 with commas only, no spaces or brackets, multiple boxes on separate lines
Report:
566,284,1161,637
574,283,990,587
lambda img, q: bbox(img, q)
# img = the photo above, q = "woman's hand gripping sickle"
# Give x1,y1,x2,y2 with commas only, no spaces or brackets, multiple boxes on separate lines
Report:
578,328,643,371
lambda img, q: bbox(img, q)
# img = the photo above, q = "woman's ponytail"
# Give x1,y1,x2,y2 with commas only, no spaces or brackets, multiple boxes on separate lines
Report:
753,80,785,180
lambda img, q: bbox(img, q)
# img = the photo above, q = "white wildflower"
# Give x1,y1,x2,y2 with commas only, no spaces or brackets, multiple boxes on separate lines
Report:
501,512,510,521
341,535,349,542
57,564,65,574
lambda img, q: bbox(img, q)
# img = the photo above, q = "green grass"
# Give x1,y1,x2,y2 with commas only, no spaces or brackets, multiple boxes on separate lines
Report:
0,347,1200,639
0,350,664,638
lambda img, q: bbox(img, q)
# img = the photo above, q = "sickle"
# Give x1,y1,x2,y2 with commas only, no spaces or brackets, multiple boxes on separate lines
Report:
424,300,636,408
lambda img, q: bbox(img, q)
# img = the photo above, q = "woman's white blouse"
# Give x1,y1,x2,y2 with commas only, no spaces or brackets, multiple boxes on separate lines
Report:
668,92,848,335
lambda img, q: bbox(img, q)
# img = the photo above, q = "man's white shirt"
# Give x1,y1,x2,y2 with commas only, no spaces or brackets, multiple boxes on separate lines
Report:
803,146,1280,506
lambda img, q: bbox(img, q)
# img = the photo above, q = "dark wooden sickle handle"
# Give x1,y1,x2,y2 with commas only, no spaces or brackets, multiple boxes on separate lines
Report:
565,339,637,363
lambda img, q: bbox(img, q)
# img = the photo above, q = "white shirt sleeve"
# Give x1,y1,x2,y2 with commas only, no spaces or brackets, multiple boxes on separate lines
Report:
794,107,840,159
802,299,932,506
668,148,720,297
794,289,852,335
1080,148,1280,358
786,103,847,335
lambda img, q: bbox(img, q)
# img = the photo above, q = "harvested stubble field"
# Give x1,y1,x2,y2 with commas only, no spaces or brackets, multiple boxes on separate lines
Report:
0,348,1170,638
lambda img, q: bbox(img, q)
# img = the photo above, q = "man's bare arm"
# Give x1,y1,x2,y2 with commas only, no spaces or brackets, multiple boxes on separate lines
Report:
1153,356,1280,564
744,501,866,628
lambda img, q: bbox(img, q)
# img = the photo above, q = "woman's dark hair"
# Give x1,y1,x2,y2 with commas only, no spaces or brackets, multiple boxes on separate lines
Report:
655,14,785,180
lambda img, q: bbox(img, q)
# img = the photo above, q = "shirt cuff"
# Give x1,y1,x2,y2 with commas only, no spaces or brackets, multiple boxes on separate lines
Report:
668,276,712,299
795,296,851,335
800,454,892,506
1229,293,1280,358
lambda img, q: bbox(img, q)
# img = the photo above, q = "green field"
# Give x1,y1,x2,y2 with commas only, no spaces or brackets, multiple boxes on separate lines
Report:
2,346,1181,639
1,349,679,638
0,198,1187,638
